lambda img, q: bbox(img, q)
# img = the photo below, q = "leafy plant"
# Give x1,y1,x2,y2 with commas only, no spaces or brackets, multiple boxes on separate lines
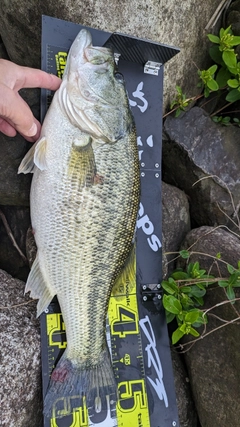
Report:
169,86,193,117
198,64,219,97
167,26,240,121
162,251,240,345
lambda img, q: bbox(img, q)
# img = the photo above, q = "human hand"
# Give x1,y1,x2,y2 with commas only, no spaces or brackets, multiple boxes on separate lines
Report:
0,59,61,142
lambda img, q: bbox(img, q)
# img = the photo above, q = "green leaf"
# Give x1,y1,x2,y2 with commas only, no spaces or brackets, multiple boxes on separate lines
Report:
163,294,182,314
208,64,218,75
223,50,237,69
175,108,182,117
216,252,221,259
179,323,187,333
223,25,232,36
181,286,192,294
204,86,210,98
166,311,175,324
226,285,235,301
185,310,201,324
170,100,177,109
218,280,229,287
233,118,240,123
179,250,190,259
228,36,240,47
207,79,219,91
172,327,185,344
222,116,231,125
209,45,224,65
212,116,221,123
220,28,224,38
226,89,240,102
189,327,200,337
172,271,189,280
207,34,220,44
161,280,178,295
232,280,240,288
176,85,183,94
227,79,239,89
228,272,239,286
227,264,236,274
193,312,208,326
216,67,232,88
196,281,209,290
228,65,238,75
189,286,206,298
193,296,204,306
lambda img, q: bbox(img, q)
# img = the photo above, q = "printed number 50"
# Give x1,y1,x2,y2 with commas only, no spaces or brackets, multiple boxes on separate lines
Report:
118,380,147,412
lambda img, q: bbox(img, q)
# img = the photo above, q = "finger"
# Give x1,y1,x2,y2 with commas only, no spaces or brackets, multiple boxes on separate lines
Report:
0,59,61,92
15,66,61,92
19,120,41,142
0,83,39,138
0,118,17,137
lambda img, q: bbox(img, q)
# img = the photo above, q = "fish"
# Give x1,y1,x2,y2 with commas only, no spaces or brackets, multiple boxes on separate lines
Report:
18,29,140,417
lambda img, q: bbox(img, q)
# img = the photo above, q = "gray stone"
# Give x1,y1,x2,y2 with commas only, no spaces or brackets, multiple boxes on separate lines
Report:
0,0,220,112
171,350,198,427
162,182,197,425
177,225,240,276
163,107,240,230
177,226,240,427
0,269,42,427
0,36,8,59
162,181,191,276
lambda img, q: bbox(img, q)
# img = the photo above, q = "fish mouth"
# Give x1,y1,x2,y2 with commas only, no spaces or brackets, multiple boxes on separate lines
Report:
66,29,113,71
69,29,93,66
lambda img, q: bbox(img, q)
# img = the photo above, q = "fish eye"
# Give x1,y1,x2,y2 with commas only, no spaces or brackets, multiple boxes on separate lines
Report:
91,57,106,65
114,72,124,83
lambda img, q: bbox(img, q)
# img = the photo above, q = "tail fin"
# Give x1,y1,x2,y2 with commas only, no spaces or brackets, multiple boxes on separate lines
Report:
44,346,116,419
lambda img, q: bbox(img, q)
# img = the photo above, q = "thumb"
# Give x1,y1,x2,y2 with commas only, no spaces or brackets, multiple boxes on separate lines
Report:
0,83,38,138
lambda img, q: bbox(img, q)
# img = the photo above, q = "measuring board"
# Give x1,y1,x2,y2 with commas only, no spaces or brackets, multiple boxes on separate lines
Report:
40,15,180,427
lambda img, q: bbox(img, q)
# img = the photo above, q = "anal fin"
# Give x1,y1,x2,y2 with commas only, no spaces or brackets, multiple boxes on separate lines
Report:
25,254,55,317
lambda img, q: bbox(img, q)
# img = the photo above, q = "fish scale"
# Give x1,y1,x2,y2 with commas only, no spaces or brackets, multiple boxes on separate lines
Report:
19,28,140,420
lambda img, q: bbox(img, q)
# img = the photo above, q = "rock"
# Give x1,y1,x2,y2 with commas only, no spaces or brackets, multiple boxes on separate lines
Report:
0,0,220,112
163,107,240,230
162,183,196,425
171,350,198,427
176,226,240,427
226,0,240,57
227,0,240,35
0,206,30,281
177,225,240,276
183,306,240,427
0,269,42,427
162,182,191,276
0,36,8,59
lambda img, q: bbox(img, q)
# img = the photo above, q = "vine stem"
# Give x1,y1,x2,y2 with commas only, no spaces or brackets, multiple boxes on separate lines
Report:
0,299,36,310
0,209,28,265
210,102,232,117
176,315,240,353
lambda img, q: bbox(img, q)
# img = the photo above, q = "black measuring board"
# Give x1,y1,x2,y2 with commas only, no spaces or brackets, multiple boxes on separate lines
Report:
40,15,180,427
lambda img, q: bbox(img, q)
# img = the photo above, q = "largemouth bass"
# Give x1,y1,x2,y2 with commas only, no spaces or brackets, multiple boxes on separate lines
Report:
19,29,140,417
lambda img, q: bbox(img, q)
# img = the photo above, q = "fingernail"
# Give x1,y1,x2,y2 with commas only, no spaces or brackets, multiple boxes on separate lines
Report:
27,123,38,136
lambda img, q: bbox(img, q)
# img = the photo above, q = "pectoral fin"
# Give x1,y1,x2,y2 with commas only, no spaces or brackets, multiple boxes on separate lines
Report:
25,254,56,317
69,135,97,188
18,137,48,174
